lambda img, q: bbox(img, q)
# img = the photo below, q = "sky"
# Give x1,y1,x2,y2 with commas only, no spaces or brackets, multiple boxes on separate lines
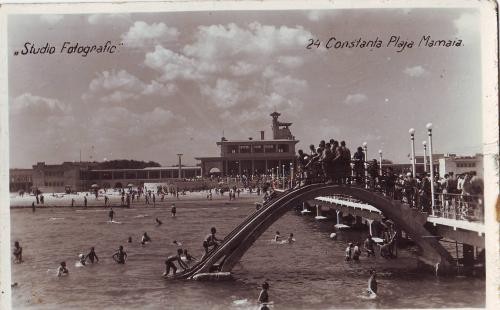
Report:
7,8,483,168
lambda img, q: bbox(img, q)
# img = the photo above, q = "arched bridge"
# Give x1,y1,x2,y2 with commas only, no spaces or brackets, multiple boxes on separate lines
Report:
172,184,453,279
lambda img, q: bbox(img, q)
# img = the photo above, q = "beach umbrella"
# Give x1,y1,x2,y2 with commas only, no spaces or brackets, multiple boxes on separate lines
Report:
91,184,99,188
127,183,134,187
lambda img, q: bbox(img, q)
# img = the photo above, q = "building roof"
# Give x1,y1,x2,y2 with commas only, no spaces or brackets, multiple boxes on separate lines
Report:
90,166,200,172
216,139,299,145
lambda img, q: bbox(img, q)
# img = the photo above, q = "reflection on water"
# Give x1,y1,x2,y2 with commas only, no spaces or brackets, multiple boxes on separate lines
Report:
11,200,485,309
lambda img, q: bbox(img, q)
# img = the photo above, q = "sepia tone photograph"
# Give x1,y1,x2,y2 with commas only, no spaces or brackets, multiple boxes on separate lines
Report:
1,1,498,309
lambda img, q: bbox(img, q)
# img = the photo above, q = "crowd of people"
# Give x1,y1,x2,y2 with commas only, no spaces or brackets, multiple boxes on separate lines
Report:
291,139,484,221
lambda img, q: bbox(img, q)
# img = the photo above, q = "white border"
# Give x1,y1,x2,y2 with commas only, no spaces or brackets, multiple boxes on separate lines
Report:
0,1,498,310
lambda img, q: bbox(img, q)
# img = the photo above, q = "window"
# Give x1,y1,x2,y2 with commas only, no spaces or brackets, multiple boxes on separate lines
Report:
125,171,137,179
45,182,48,186
239,145,251,153
264,144,276,153
253,145,264,153
113,171,124,179
228,145,238,154
137,171,148,179
101,172,112,180
277,144,289,153
149,171,160,179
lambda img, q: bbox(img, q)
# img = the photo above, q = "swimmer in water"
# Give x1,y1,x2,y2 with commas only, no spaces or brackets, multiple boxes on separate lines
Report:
205,227,222,250
173,240,182,247
274,231,281,242
108,208,115,222
112,246,127,264
182,249,197,262
163,249,189,277
364,235,376,257
78,254,86,266
345,243,353,261
287,233,294,243
57,261,69,277
155,218,163,226
367,269,378,295
141,232,152,245
171,204,177,217
258,281,270,304
352,243,361,261
86,247,99,264
128,236,132,243
13,241,23,264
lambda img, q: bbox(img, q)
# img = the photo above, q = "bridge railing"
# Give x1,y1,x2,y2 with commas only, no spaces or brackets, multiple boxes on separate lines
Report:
270,164,484,224
433,193,484,223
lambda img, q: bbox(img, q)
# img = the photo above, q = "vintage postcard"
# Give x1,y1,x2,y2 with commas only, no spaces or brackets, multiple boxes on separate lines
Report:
0,1,498,309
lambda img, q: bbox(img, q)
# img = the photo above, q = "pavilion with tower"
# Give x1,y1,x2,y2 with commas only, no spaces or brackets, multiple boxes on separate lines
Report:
195,112,299,177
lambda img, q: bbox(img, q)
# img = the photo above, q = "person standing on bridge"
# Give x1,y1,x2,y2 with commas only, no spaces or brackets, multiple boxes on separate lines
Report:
352,147,365,185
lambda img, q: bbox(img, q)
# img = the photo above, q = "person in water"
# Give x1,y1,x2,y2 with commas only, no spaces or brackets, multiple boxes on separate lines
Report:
128,236,133,243
182,249,197,262
108,208,115,222
345,243,353,261
155,218,163,226
141,232,151,245
274,231,281,242
13,241,23,263
163,248,189,277
287,233,294,244
352,243,361,261
258,281,270,304
171,204,177,217
367,269,378,295
206,227,222,249
364,235,376,257
112,246,127,264
78,254,86,266
86,247,99,264
57,261,69,277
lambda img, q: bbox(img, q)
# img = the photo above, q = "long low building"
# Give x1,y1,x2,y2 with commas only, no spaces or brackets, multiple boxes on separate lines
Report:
26,162,201,193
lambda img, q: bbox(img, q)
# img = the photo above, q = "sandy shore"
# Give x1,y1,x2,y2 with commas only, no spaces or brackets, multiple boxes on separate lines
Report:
10,190,263,208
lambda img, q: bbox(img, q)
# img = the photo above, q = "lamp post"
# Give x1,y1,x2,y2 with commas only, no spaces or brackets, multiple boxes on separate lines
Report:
290,162,294,188
378,150,383,175
422,141,428,172
362,142,368,187
276,166,280,184
282,164,285,189
426,123,435,215
176,154,183,180
409,128,416,177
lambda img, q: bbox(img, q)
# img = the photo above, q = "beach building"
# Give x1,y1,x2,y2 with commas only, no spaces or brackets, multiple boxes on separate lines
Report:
196,112,299,177
439,153,484,178
27,161,200,193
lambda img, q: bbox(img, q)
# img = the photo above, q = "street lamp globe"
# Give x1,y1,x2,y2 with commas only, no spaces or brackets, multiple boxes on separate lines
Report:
362,142,367,147
422,140,427,146
408,128,415,135
378,149,382,155
426,123,433,130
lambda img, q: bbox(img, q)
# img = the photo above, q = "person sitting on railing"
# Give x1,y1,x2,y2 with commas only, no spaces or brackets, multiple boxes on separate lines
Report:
305,147,324,183
296,149,309,185
352,147,365,185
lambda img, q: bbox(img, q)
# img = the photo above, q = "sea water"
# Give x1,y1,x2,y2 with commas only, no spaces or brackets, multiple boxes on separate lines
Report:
10,199,485,309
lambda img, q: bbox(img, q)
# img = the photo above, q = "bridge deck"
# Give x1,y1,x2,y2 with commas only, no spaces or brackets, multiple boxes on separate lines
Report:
315,196,381,214
315,195,484,235
427,216,485,235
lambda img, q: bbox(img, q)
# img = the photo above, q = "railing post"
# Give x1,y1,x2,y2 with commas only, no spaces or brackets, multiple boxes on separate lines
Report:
426,123,436,216
363,142,368,189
